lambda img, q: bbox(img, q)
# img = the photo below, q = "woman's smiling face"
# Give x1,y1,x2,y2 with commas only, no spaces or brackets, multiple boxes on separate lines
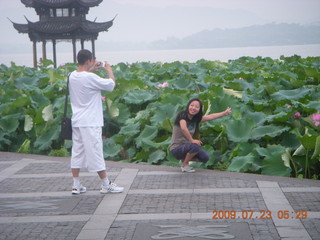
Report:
188,100,200,117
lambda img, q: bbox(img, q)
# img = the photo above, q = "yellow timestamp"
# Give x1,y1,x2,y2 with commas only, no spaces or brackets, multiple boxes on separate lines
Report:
212,210,308,220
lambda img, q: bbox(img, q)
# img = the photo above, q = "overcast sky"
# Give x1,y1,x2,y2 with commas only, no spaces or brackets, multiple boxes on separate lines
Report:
0,0,319,63
2,0,320,42
97,0,320,42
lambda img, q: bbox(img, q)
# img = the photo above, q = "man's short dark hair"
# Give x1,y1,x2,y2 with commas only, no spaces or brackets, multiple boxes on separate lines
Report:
77,49,93,65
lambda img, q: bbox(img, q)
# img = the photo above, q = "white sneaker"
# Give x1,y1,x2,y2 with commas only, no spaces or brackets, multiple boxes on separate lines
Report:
72,185,86,195
100,182,124,194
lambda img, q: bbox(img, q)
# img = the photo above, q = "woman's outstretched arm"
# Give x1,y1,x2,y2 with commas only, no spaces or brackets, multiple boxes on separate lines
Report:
201,107,232,122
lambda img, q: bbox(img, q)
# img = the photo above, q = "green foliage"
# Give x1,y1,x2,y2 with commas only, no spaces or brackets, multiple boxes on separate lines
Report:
256,145,292,177
49,147,70,157
0,56,319,179
0,61,76,153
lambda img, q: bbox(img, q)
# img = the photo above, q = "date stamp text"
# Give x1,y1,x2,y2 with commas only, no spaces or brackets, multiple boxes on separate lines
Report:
212,210,308,220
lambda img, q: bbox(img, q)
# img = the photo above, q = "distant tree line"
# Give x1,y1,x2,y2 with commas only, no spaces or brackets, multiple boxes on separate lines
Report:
149,23,320,49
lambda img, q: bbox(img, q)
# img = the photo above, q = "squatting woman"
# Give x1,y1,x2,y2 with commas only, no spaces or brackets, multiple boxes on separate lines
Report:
170,98,231,172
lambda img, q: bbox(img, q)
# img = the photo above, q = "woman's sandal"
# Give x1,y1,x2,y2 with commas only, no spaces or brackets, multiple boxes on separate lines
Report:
181,167,195,173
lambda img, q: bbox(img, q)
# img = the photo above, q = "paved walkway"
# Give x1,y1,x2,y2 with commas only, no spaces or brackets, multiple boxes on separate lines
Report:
0,152,319,240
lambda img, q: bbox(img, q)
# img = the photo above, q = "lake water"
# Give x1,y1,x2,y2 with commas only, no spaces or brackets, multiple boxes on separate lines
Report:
1,44,320,67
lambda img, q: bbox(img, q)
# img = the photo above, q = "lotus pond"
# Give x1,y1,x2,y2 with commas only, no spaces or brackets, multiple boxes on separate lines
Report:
0,55,319,179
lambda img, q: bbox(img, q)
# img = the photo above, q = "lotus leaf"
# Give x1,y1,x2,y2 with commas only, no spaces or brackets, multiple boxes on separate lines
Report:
33,125,60,151
123,89,159,104
225,118,256,142
30,93,51,108
42,105,53,122
106,99,119,118
227,153,256,172
11,97,30,109
118,123,140,136
271,87,312,102
292,127,317,150
148,150,166,164
103,138,122,158
150,103,179,127
311,136,320,160
135,125,158,148
251,125,290,140
14,76,39,91
18,139,31,153
24,115,33,132
257,145,291,177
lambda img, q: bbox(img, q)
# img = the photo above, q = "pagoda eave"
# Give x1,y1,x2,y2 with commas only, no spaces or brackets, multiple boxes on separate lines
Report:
82,21,113,33
28,33,100,42
21,0,103,8
12,22,29,33
11,19,113,36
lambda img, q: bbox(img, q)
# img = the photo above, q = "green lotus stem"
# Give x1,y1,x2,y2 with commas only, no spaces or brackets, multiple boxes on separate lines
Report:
305,150,309,178
289,155,298,178
167,118,173,131
196,84,200,93
192,78,201,93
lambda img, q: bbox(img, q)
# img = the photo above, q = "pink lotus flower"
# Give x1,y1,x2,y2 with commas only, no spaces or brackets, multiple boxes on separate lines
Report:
162,82,169,87
286,105,292,108
101,96,106,101
311,113,320,127
293,112,301,118
157,82,169,88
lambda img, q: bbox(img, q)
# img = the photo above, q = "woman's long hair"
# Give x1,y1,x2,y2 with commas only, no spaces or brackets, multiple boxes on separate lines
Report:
185,98,204,123
174,98,204,126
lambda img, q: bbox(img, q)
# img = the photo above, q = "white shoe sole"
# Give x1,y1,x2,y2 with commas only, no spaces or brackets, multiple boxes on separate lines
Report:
100,189,124,194
72,188,86,195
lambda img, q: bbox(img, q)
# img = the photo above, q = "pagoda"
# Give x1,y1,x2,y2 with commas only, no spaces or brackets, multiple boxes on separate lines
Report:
11,0,114,67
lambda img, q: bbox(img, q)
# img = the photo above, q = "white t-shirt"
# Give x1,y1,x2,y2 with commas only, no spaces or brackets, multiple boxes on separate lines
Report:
69,71,115,127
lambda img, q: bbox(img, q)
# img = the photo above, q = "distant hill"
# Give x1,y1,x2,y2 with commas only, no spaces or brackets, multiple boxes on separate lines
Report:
148,23,320,50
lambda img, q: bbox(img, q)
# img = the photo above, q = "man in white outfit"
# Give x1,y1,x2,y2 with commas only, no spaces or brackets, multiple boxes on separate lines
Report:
69,49,123,195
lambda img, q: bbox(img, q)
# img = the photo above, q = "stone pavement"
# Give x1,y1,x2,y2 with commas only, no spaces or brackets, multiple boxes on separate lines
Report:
0,152,319,240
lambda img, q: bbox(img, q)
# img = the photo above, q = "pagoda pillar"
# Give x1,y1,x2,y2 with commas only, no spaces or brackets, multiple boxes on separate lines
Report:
72,38,77,63
91,39,96,59
33,41,37,68
81,39,84,50
52,39,57,68
42,40,47,60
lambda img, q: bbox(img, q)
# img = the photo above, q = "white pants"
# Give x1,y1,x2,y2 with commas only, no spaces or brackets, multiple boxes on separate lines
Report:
71,127,106,172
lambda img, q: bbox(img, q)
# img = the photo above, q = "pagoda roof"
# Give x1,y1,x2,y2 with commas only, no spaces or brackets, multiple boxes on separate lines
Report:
12,22,29,33
12,18,113,34
21,0,103,8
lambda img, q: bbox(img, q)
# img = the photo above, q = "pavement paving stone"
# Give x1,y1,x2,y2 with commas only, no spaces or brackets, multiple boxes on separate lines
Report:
0,176,116,193
0,222,85,240
0,152,319,240
279,182,320,187
0,163,13,171
0,195,104,217
15,162,121,174
105,219,281,240
120,193,267,214
15,162,70,174
301,219,320,240
131,174,258,189
284,192,320,211
132,222,254,240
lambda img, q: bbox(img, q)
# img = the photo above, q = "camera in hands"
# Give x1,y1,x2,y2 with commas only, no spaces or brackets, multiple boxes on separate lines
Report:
97,61,105,67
